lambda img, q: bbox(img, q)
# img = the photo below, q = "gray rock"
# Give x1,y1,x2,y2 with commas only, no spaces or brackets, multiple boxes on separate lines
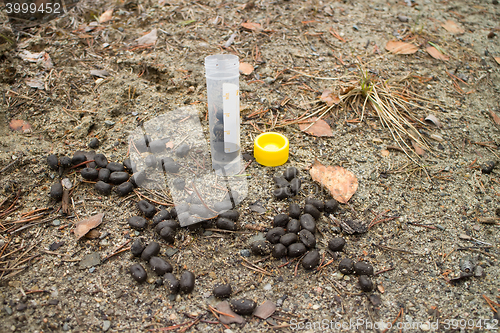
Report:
102,320,111,331
80,252,101,268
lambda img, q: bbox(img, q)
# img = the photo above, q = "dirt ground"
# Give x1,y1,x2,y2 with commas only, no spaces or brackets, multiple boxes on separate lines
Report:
0,0,500,332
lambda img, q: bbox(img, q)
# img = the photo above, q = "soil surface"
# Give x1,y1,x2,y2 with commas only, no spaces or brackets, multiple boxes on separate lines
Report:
1,0,500,332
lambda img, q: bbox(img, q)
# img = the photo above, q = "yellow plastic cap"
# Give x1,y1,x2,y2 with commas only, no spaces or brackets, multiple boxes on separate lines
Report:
254,132,289,167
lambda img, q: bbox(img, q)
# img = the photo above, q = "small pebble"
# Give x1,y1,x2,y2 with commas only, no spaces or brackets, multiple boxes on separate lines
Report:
137,200,156,217
98,168,111,182
230,299,256,315
302,250,320,270
173,178,185,190
128,216,147,230
288,203,301,219
88,137,99,149
179,271,195,293
266,227,286,244
106,162,125,172
299,229,316,248
324,199,339,214
129,263,147,283
141,242,160,261
216,218,237,231
102,320,111,332
288,243,306,257
81,168,99,180
358,275,373,291
109,171,129,185
240,249,251,257
176,143,191,157
328,237,346,252
131,238,145,256
305,198,324,211
280,233,298,247
251,240,272,256
114,182,134,196
160,226,175,243
16,303,27,312
153,210,171,225
339,258,355,274
272,243,287,258
150,256,173,275
219,210,240,222
47,154,59,170
304,204,321,220
52,219,61,226
50,182,63,200
354,261,374,276
289,177,301,195
163,273,179,293
283,167,299,181
300,214,316,233
95,181,112,195
94,154,108,168
213,284,232,298
273,214,290,228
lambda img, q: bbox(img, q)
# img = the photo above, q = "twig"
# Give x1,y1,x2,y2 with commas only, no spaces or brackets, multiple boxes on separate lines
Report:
102,246,131,263
482,295,498,313
207,305,230,329
382,308,403,333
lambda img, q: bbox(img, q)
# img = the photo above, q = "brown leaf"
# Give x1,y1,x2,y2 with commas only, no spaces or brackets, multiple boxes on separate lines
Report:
165,141,174,149
385,40,418,54
253,300,276,319
216,301,245,324
136,29,157,46
426,46,449,61
320,89,340,106
25,78,44,89
441,20,464,34
9,119,32,133
299,117,333,137
74,213,104,240
99,9,113,23
309,161,358,203
241,22,262,32
411,140,425,156
490,110,500,126
494,57,500,65
84,229,101,239
239,62,254,75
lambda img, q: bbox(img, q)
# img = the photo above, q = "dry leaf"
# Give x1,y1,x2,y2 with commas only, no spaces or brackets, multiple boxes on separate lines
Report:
216,301,245,324
19,50,53,69
241,22,262,32
441,20,464,34
309,161,358,203
385,40,418,54
253,300,276,319
490,110,500,126
494,57,500,65
426,46,449,61
239,62,254,75
90,69,110,78
25,78,44,89
99,9,113,23
166,141,174,149
136,29,157,46
320,89,340,106
299,117,333,137
9,119,32,133
424,114,443,127
411,140,425,156
84,229,101,239
74,213,104,240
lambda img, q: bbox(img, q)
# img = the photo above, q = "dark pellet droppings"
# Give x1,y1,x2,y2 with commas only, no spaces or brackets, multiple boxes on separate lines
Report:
59,156,72,168
163,162,180,173
273,176,290,188
163,273,179,293
339,258,355,274
149,140,166,154
328,237,346,252
98,168,111,182
128,216,147,230
130,171,146,187
131,238,145,256
302,250,320,270
266,227,286,244
173,178,185,190
88,138,99,149
481,161,496,174
214,200,233,212
273,187,291,199
299,229,316,248
289,177,301,195
155,220,179,233
122,158,133,172
72,152,87,165
115,182,134,196
286,219,300,234
305,198,324,211
47,154,59,170
159,226,175,243
94,154,108,168
84,151,96,169
141,242,160,261
176,143,191,157
283,167,299,181
149,256,173,276
95,181,112,195
109,171,129,185
272,243,287,259
216,218,237,231
106,162,125,172
50,183,63,200
153,210,171,225
324,199,339,214
251,240,272,256
137,200,156,218
280,233,298,247
169,207,178,219
219,210,240,222
358,275,373,292
230,299,257,315
81,168,98,180
129,263,147,283
304,204,321,220
179,271,195,293
288,243,306,257
354,261,374,276
145,155,157,168
134,136,150,152
273,214,290,228
213,284,232,298
300,214,316,233
288,203,301,219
